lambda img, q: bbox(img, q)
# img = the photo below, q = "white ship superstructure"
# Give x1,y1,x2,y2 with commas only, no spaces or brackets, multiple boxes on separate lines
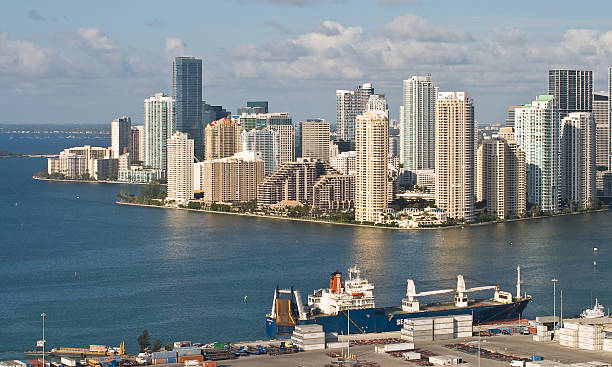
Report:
581,298,606,319
307,266,375,315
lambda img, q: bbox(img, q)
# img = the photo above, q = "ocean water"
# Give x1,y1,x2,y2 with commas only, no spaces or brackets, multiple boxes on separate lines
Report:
1,133,611,358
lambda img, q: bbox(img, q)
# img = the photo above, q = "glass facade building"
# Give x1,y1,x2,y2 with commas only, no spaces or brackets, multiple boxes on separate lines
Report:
173,57,203,160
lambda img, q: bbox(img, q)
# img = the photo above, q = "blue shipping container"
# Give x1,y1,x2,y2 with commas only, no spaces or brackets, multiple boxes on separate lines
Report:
531,355,544,361
166,358,177,364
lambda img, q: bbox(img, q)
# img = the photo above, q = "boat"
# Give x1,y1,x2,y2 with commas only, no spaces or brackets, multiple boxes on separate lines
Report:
266,265,531,338
580,298,606,318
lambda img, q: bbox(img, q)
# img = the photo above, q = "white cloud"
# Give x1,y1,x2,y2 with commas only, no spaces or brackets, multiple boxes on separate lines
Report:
165,37,186,55
0,32,54,76
76,28,117,51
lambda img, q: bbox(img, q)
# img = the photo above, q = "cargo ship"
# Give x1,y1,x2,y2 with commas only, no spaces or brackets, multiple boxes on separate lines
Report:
266,265,530,338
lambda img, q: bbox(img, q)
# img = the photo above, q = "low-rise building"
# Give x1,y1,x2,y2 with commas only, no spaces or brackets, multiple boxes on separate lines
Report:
257,158,339,206
312,174,355,211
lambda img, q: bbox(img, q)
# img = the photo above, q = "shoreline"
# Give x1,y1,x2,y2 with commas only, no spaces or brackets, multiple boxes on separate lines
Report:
115,201,609,231
33,176,157,186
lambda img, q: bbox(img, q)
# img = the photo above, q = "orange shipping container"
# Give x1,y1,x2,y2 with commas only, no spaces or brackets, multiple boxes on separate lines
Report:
178,356,203,363
202,362,217,367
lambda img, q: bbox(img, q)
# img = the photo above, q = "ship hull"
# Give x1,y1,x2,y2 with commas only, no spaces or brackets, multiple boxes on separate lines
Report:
266,298,530,339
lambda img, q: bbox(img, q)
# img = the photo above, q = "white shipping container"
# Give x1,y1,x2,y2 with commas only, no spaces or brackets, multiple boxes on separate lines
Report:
433,317,453,323
434,329,454,335
563,322,579,330
454,332,473,338
384,343,415,352
300,343,325,351
60,358,76,367
405,318,433,326
407,324,435,331
453,315,473,322
326,342,349,349
454,326,472,333
292,331,325,339
403,351,421,360
429,356,453,365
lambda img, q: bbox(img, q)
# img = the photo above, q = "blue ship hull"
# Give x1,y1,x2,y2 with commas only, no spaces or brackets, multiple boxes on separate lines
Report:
266,298,530,339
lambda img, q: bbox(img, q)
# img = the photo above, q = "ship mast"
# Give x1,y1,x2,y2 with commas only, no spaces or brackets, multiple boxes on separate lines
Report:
516,265,521,300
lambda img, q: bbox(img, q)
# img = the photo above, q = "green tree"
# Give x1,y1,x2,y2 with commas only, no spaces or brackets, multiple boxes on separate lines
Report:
165,342,174,351
137,330,151,352
152,339,162,352
187,201,202,209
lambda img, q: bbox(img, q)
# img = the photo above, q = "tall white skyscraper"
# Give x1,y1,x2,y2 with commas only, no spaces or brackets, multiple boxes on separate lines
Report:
515,95,560,213
242,127,279,176
355,110,388,223
167,131,194,205
111,116,131,159
434,92,475,221
560,112,596,208
400,75,437,171
336,83,374,142
144,93,174,173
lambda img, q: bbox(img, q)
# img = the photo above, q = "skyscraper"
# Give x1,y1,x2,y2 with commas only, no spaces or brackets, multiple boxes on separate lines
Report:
144,93,174,173
336,83,374,142
434,92,475,221
173,57,203,160
609,67,612,170
515,95,560,213
548,69,592,120
476,138,526,219
242,127,280,176
355,110,388,223
400,75,437,171
204,117,242,160
129,125,145,163
301,119,330,161
593,92,609,168
167,131,194,204
560,112,596,208
111,116,131,159
505,106,523,127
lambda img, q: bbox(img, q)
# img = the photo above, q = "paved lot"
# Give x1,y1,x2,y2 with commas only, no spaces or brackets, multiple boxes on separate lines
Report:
159,333,612,366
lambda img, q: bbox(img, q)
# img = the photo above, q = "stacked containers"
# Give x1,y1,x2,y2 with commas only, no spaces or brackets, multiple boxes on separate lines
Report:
152,351,177,364
558,322,578,348
176,347,203,363
578,324,604,351
453,315,473,338
433,317,454,341
532,325,552,342
291,324,325,351
604,336,612,352
401,318,433,342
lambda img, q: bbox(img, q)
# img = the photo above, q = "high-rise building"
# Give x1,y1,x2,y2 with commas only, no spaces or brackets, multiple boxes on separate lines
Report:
560,112,596,208
593,92,609,168
355,110,388,223
111,116,131,159
167,131,194,204
301,119,330,161
367,94,388,117
204,117,242,160
476,138,526,219
400,75,437,171
336,83,374,142
194,151,264,203
144,93,174,173
434,92,475,221
242,127,279,176
257,158,339,206
548,69,592,120
129,126,145,163
515,95,560,213
247,101,268,113
173,57,203,160
329,151,357,176
609,67,612,170
202,102,229,127
505,106,523,127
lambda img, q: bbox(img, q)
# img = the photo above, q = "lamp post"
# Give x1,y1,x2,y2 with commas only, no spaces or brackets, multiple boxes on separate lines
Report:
551,279,558,331
41,313,47,367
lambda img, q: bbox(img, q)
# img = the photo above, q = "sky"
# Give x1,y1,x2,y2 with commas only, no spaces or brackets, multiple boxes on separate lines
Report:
2,0,612,126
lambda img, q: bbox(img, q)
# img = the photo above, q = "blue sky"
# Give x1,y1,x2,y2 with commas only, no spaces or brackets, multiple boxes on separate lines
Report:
2,0,612,125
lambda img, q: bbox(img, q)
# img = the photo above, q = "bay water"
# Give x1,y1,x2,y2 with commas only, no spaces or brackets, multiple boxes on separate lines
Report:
1,132,610,358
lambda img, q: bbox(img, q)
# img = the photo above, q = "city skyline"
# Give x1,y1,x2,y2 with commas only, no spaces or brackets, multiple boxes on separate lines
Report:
3,1,612,126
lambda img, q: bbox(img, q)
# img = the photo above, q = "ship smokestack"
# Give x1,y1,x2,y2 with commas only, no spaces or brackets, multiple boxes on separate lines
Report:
330,271,342,293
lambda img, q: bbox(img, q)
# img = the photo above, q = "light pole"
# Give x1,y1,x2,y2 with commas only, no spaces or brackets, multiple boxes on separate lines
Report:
551,279,558,331
41,313,47,367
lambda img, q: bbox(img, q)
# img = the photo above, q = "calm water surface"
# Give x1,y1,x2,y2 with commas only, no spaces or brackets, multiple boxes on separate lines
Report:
0,133,611,358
